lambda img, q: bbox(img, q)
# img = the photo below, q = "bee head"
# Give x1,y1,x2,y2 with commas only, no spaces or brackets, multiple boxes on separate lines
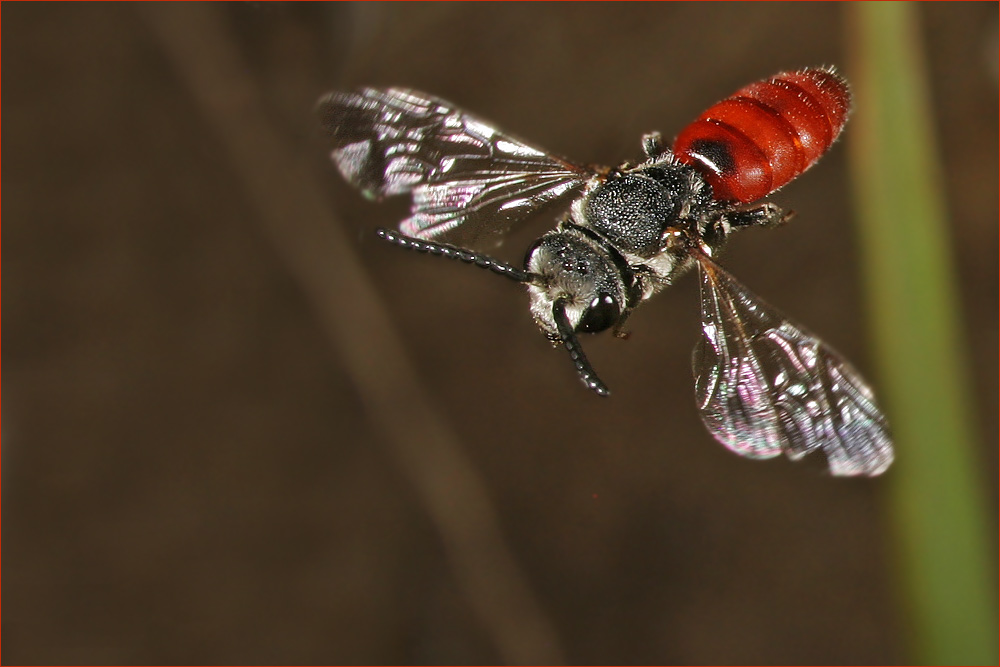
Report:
525,230,630,336
523,229,638,395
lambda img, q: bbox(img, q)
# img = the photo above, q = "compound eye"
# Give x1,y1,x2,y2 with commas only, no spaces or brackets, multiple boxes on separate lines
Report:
577,293,620,333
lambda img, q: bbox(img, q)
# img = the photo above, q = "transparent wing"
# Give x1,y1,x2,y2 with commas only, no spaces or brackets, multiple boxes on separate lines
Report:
692,255,893,476
319,88,595,249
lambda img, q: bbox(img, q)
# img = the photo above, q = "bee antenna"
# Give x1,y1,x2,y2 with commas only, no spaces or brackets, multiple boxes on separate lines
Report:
376,228,534,283
552,299,611,397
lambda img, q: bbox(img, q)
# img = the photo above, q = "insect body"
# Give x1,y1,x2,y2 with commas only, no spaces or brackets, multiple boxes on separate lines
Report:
320,67,893,476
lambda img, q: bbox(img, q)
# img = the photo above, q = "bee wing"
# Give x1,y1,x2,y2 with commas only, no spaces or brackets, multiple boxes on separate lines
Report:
692,255,893,476
319,88,595,249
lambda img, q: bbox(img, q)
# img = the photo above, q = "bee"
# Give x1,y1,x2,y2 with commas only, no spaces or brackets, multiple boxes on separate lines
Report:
319,67,893,477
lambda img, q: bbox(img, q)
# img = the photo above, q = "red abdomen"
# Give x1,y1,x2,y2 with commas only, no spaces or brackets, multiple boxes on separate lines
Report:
672,68,851,203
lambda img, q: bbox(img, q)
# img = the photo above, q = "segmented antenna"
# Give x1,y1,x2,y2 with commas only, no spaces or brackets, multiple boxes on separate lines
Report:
376,228,532,283
377,228,609,396
552,299,611,397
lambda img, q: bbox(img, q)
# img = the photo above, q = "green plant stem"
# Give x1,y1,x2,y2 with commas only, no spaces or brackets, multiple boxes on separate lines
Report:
845,3,998,664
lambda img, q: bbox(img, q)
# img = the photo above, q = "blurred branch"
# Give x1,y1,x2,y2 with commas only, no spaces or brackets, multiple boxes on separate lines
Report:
140,4,564,664
845,4,998,664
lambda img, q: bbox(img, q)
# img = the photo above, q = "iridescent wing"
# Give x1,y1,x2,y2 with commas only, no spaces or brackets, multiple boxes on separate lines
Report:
319,88,596,249
692,254,893,476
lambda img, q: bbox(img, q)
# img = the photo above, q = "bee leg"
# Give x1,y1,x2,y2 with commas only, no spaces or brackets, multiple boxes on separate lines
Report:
612,309,633,340
641,132,665,160
727,203,795,229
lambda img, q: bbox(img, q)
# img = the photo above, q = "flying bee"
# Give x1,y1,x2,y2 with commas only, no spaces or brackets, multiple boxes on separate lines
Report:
319,67,893,477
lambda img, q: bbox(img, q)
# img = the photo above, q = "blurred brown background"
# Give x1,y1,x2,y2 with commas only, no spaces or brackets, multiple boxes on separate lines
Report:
4,3,997,664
